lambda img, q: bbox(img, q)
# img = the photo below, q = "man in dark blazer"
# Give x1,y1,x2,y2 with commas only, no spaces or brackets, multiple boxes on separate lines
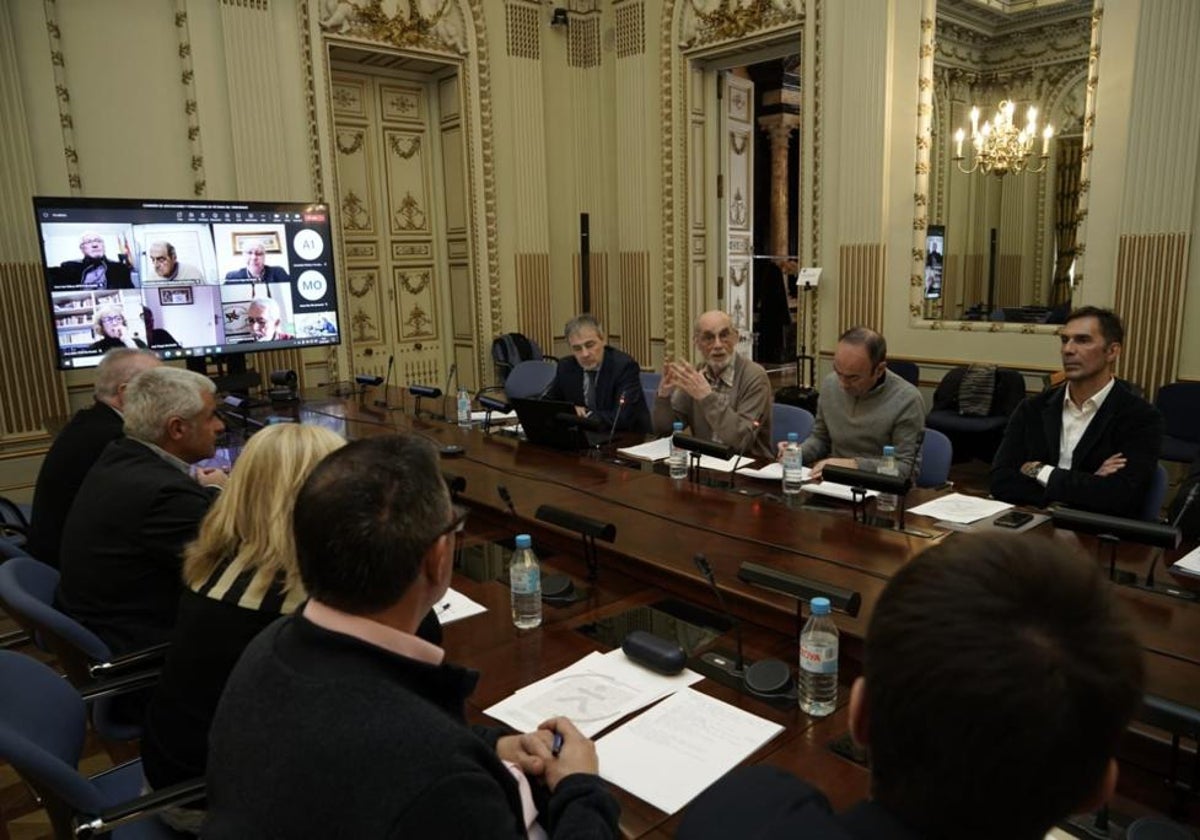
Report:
545,314,651,434
26,349,161,568
679,533,1143,840
57,367,227,654
990,307,1163,518
223,241,290,283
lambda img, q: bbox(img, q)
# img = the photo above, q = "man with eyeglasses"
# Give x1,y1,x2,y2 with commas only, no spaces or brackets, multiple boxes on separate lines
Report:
146,240,203,283
797,326,925,482
244,297,293,342
652,309,774,460
56,231,134,289
205,435,620,838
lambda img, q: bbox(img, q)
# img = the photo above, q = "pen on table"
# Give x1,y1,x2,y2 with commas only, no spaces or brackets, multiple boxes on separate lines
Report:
551,731,564,757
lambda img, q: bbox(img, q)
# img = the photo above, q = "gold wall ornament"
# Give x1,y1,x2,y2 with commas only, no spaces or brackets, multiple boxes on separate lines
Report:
341,191,371,231
399,271,431,295
388,134,421,159
393,192,427,230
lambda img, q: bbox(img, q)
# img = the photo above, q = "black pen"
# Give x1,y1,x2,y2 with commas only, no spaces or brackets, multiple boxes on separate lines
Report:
551,731,564,757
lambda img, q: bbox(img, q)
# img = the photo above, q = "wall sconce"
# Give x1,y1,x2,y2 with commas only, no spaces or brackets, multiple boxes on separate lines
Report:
550,7,569,28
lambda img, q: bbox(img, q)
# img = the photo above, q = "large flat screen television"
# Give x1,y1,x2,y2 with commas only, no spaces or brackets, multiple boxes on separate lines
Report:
32,196,341,370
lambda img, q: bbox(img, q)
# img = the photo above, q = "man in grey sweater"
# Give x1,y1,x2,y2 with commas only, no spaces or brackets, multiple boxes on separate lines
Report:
799,327,925,481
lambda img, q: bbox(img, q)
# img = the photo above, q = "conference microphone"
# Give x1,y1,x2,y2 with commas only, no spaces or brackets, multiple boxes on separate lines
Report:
497,484,517,517
693,554,792,697
375,355,394,408
440,363,457,421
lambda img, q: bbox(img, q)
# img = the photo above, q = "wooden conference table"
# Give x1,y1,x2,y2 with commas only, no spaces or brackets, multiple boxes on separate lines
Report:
235,389,1200,835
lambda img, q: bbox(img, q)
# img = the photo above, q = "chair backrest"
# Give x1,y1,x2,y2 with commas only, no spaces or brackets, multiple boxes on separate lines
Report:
1142,463,1169,522
491,333,543,384
640,371,662,392
504,360,557,400
771,403,815,447
0,650,107,831
0,557,112,681
916,428,953,488
888,361,919,388
1155,382,1200,443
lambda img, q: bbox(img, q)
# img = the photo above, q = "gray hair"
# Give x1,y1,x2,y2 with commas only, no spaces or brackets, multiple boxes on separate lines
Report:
94,348,159,401
123,367,215,443
564,313,604,341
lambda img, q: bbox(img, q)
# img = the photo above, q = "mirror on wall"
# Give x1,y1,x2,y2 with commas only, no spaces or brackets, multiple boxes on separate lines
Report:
921,0,1093,325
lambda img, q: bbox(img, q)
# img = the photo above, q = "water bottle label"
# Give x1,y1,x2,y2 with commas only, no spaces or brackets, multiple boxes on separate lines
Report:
511,566,540,594
800,640,838,674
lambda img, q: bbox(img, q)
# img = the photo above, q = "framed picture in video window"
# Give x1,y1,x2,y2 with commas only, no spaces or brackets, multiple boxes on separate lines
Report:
159,287,194,306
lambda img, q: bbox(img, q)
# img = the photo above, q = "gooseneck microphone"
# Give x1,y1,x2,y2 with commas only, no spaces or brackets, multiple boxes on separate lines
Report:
375,354,395,408
694,554,792,697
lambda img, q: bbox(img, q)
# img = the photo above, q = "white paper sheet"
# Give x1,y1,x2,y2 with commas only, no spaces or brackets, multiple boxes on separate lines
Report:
617,436,672,462
596,688,784,815
434,587,488,625
908,493,1013,524
484,649,703,738
1170,543,1200,578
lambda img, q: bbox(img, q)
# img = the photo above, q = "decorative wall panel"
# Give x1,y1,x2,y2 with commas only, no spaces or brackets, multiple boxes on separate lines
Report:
838,243,885,334
1113,233,1188,398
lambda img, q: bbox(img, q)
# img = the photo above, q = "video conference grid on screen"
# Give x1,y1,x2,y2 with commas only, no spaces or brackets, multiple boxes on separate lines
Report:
33,197,341,369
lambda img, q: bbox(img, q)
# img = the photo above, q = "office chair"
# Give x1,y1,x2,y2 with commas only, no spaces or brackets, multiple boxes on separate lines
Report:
0,557,166,742
503,360,557,400
915,428,953,488
770,403,815,448
0,650,203,839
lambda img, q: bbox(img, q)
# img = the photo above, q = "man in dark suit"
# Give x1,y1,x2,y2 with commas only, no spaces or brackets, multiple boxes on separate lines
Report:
26,349,161,568
204,435,620,838
223,241,290,283
679,533,1144,840
57,367,227,654
990,306,1163,518
55,231,134,289
546,314,650,433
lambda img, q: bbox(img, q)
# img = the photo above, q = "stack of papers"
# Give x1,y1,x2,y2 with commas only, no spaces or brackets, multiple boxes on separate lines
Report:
597,688,784,814
434,587,488,625
484,649,703,738
908,493,1012,524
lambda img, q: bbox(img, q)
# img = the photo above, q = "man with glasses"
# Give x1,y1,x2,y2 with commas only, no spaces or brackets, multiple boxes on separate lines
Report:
797,326,925,482
652,309,774,460
56,231,134,289
205,435,620,838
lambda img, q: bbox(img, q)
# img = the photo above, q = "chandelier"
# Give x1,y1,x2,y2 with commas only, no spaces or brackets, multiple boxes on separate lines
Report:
953,100,1053,176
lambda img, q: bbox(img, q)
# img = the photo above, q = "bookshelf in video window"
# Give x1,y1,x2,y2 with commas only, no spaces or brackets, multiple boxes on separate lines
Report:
53,290,122,348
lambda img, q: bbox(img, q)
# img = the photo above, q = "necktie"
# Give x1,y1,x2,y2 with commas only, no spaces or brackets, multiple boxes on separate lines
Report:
584,370,596,411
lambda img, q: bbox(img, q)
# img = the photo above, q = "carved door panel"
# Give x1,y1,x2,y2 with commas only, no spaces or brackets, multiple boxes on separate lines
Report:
722,72,755,359
332,70,446,387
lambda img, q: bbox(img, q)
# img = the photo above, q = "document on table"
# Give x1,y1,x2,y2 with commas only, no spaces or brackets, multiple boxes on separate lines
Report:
908,493,1012,524
434,587,487,625
1171,543,1200,579
484,649,703,738
596,688,784,815
617,436,672,461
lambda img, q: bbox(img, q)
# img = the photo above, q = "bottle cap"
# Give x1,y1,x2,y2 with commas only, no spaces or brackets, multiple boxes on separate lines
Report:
515,534,532,549
883,445,896,456
673,421,684,431
810,596,831,616
787,432,799,442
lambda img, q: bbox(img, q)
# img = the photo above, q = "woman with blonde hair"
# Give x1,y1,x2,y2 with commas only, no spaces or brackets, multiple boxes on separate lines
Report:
140,423,345,831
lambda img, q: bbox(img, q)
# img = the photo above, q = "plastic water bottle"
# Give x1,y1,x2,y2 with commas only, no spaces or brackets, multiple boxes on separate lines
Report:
876,445,899,513
798,596,838,717
668,421,688,480
509,534,542,629
782,432,803,495
456,386,471,429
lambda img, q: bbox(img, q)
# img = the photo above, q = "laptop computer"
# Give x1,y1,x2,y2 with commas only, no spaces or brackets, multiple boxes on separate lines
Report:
511,397,603,450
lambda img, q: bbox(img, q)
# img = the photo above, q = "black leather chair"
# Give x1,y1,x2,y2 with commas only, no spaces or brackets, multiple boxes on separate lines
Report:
926,366,1026,463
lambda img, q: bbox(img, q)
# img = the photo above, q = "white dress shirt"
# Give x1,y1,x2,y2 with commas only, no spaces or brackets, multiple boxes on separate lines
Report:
1037,377,1117,485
